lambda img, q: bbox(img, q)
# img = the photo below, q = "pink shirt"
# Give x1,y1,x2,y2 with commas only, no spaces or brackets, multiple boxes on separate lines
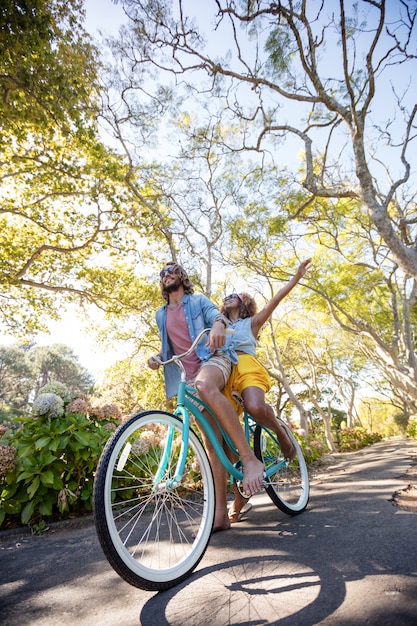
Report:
166,304,201,381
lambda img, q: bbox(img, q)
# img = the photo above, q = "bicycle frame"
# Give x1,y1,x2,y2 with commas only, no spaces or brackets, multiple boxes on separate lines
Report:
154,376,290,491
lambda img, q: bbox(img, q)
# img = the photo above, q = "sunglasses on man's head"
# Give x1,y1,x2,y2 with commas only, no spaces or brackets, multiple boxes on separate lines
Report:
160,266,175,278
223,293,243,302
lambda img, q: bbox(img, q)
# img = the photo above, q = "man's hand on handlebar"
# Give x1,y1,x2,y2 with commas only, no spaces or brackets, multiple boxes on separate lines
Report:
148,355,161,370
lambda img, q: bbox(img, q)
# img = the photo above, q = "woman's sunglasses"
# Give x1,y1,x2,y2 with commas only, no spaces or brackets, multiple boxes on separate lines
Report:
223,293,243,302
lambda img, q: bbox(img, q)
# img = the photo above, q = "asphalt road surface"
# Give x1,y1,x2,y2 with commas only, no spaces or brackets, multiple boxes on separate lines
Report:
1,438,417,626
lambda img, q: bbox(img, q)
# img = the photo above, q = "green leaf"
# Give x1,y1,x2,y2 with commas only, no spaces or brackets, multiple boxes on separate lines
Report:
35,436,52,449
17,470,35,482
39,500,53,516
2,500,21,514
21,499,36,524
73,431,91,446
41,451,57,465
1,482,19,499
27,475,40,499
49,438,60,451
40,470,54,486
53,476,64,490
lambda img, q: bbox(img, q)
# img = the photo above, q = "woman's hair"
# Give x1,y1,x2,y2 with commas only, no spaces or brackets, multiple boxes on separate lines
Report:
220,292,257,319
160,262,195,302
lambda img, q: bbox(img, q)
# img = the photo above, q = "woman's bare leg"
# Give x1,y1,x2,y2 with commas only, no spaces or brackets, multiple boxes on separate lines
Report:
243,386,296,460
227,386,296,520
195,366,264,498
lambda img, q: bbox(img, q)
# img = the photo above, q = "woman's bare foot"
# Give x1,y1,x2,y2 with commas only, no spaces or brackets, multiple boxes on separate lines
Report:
241,454,264,497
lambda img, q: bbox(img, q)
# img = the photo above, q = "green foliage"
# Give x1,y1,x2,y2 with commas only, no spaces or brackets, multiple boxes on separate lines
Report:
0,345,34,414
406,416,417,439
0,0,98,134
0,381,121,528
265,26,294,78
1,0,158,334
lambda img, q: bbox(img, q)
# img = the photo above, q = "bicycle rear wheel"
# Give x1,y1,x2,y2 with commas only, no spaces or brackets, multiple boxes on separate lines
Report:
254,418,309,515
94,410,215,591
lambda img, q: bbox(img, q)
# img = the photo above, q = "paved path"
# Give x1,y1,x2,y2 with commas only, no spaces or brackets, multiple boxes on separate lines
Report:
1,438,417,625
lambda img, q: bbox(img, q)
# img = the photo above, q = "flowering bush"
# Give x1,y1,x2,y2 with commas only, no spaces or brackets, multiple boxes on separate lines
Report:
0,385,123,529
294,433,326,463
0,411,118,529
89,405,104,420
338,427,383,451
66,396,91,415
101,404,122,421
32,393,64,418
131,430,160,456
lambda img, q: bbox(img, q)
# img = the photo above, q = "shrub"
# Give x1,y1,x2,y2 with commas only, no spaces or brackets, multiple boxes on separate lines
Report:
37,381,72,404
0,445,16,475
0,389,122,529
338,427,383,451
293,431,326,463
406,415,417,439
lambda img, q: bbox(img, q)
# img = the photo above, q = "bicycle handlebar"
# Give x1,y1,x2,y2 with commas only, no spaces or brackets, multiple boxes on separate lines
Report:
151,327,234,368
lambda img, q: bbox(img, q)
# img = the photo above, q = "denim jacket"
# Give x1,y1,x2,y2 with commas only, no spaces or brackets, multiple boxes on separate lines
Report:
155,293,236,398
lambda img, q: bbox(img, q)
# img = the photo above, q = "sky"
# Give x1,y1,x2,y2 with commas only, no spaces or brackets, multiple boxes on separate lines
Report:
84,0,126,35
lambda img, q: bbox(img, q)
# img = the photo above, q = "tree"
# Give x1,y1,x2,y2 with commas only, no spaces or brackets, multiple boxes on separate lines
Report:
117,0,417,279
30,344,94,396
0,345,34,417
0,342,93,421
0,0,162,335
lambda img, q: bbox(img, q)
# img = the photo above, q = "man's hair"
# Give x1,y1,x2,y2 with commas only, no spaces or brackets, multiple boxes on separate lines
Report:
160,262,195,302
220,292,257,319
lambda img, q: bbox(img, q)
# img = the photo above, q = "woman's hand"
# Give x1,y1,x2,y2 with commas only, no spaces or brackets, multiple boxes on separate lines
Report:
207,321,226,353
296,258,311,279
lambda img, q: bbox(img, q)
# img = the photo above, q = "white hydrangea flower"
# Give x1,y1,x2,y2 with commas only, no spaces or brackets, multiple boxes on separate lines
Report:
38,381,70,402
32,393,64,418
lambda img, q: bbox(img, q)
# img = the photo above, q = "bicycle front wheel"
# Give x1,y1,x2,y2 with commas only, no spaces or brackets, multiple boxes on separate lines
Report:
93,410,215,591
254,418,309,515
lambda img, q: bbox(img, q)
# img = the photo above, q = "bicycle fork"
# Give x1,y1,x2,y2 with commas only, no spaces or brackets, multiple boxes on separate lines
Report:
152,407,190,491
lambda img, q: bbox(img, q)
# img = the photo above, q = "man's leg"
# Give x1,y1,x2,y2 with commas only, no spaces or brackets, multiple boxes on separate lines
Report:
194,411,231,532
195,365,264,498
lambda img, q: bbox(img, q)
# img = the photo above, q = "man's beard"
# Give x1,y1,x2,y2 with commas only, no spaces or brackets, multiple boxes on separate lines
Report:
166,280,182,294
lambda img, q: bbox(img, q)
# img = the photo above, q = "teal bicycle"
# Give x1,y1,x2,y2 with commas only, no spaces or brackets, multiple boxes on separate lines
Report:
93,329,309,592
